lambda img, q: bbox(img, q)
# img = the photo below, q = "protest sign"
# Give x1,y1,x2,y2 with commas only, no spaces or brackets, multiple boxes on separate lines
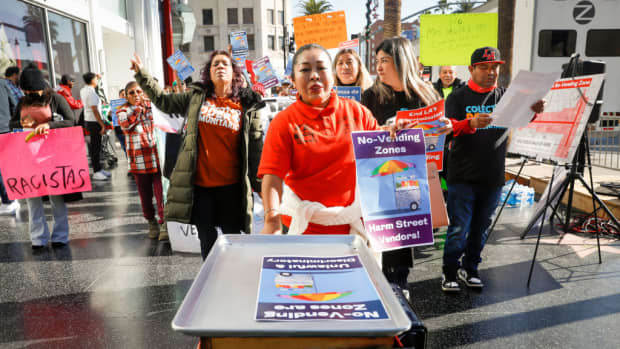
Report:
338,39,359,53
508,74,604,163
335,86,361,102
284,56,294,77
293,11,347,49
252,56,279,89
0,127,91,200
396,100,446,171
167,222,200,253
352,129,433,251
419,13,497,66
229,31,249,57
255,255,389,321
109,98,126,127
166,50,195,81
152,105,185,133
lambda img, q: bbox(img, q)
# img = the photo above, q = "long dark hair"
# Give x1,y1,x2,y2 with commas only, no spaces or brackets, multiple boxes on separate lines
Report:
372,37,440,106
19,88,54,107
200,50,243,101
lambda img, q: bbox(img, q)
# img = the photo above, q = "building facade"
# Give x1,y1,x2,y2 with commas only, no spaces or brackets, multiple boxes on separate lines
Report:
184,0,291,79
0,0,165,102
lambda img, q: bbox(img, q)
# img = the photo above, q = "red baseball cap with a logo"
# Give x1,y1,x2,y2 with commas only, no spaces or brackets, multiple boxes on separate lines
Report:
471,46,505,65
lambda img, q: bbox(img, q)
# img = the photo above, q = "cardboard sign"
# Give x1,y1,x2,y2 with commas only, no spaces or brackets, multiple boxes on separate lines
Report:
352,129,433,252
396,100,446,171
167,221,200,253
419,13,498,66
293,11,347,49
0,127,91,200
426,162,449,228
252,56,279,89
335,86,362,102
255,255,388,321
166,50,195,81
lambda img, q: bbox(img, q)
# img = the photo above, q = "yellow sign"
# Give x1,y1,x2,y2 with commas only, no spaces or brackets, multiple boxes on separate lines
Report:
293,11,347,50
419,13,498,66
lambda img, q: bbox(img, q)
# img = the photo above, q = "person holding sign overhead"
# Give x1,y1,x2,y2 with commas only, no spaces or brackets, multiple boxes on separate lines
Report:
361,37,451,290
333,49,373,91
130,50,265,260
9,66,77,249
440,47,545,292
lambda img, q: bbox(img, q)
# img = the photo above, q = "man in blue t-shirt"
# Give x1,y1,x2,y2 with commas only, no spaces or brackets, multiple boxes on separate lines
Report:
441,47,545,292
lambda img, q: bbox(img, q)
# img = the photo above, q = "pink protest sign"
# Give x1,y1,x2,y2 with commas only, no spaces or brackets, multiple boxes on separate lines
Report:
0,127,92,200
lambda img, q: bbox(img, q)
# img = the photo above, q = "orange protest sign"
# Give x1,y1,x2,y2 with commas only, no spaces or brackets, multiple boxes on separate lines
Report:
293,10,347,49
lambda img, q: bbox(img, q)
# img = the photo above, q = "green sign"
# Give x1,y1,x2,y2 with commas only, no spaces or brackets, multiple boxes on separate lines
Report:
420,13,498,66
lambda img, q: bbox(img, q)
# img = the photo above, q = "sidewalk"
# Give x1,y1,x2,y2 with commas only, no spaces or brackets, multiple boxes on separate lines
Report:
505,157,620,220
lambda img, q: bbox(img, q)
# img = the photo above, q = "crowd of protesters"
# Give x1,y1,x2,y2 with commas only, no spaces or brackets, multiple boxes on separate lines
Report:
0,34,546,296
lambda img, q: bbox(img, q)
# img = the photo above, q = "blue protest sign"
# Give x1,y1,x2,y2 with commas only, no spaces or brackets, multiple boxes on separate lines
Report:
352,129,434,251
252,56,280,89
336,86,362,102
166,50,195,81
256,255,389,321
229,31,249,57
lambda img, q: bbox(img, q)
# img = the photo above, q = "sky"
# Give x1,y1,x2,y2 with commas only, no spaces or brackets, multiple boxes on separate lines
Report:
291,0,439,38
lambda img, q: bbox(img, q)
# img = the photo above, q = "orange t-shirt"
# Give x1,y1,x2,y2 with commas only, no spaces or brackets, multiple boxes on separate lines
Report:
195,97,243,187
258,91,379,234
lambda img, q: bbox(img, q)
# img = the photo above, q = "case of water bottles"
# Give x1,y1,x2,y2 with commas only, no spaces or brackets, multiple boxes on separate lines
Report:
500,180,535,208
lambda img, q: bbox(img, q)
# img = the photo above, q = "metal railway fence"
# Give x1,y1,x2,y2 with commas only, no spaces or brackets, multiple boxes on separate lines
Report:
589,130,620,169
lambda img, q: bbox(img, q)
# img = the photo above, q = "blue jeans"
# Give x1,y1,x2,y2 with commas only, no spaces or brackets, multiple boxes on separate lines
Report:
443,183,502,273
0,169,12,204
27,195,69,245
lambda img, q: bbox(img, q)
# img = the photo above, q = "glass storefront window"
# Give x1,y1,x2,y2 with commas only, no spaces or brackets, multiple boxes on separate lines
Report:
48,11,90,97
0,0,50,82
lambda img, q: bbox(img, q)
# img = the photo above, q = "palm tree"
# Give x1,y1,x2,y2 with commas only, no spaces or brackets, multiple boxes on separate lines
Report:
297,0,333,16
453,0,479,13
384,0,401,38
498,0,515,87
434,0,452,14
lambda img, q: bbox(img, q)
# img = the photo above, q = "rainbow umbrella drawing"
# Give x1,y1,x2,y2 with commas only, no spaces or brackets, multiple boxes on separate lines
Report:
371,159,416,210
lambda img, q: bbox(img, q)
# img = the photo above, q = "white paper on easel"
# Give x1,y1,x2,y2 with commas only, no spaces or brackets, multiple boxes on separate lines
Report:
491,70,561,128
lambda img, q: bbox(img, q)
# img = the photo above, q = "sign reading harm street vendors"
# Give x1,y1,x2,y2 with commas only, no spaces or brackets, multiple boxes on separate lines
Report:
0,127,91,200
255,255,388,321
352,129,433,251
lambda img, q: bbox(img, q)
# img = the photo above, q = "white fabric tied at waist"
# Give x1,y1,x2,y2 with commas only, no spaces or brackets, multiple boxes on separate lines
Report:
279,185,366,238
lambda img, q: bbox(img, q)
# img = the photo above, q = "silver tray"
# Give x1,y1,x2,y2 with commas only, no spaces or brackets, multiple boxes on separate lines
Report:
172,234,411,337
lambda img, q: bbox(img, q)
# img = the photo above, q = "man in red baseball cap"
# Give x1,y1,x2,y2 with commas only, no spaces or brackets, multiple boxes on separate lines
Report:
440,47,545,292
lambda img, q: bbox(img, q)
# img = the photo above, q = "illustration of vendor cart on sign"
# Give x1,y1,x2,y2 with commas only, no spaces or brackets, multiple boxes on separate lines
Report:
372,159,421,211
395,176,421,211
274,272,314,291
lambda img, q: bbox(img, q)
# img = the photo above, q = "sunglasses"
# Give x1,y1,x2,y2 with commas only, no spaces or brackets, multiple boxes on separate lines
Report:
127,89,143,95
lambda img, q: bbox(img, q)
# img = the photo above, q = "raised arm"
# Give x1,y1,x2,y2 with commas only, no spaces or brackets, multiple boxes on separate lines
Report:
130,53,191,115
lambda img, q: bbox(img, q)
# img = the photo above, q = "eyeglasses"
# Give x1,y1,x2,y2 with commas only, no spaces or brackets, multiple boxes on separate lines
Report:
127,89,143,95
